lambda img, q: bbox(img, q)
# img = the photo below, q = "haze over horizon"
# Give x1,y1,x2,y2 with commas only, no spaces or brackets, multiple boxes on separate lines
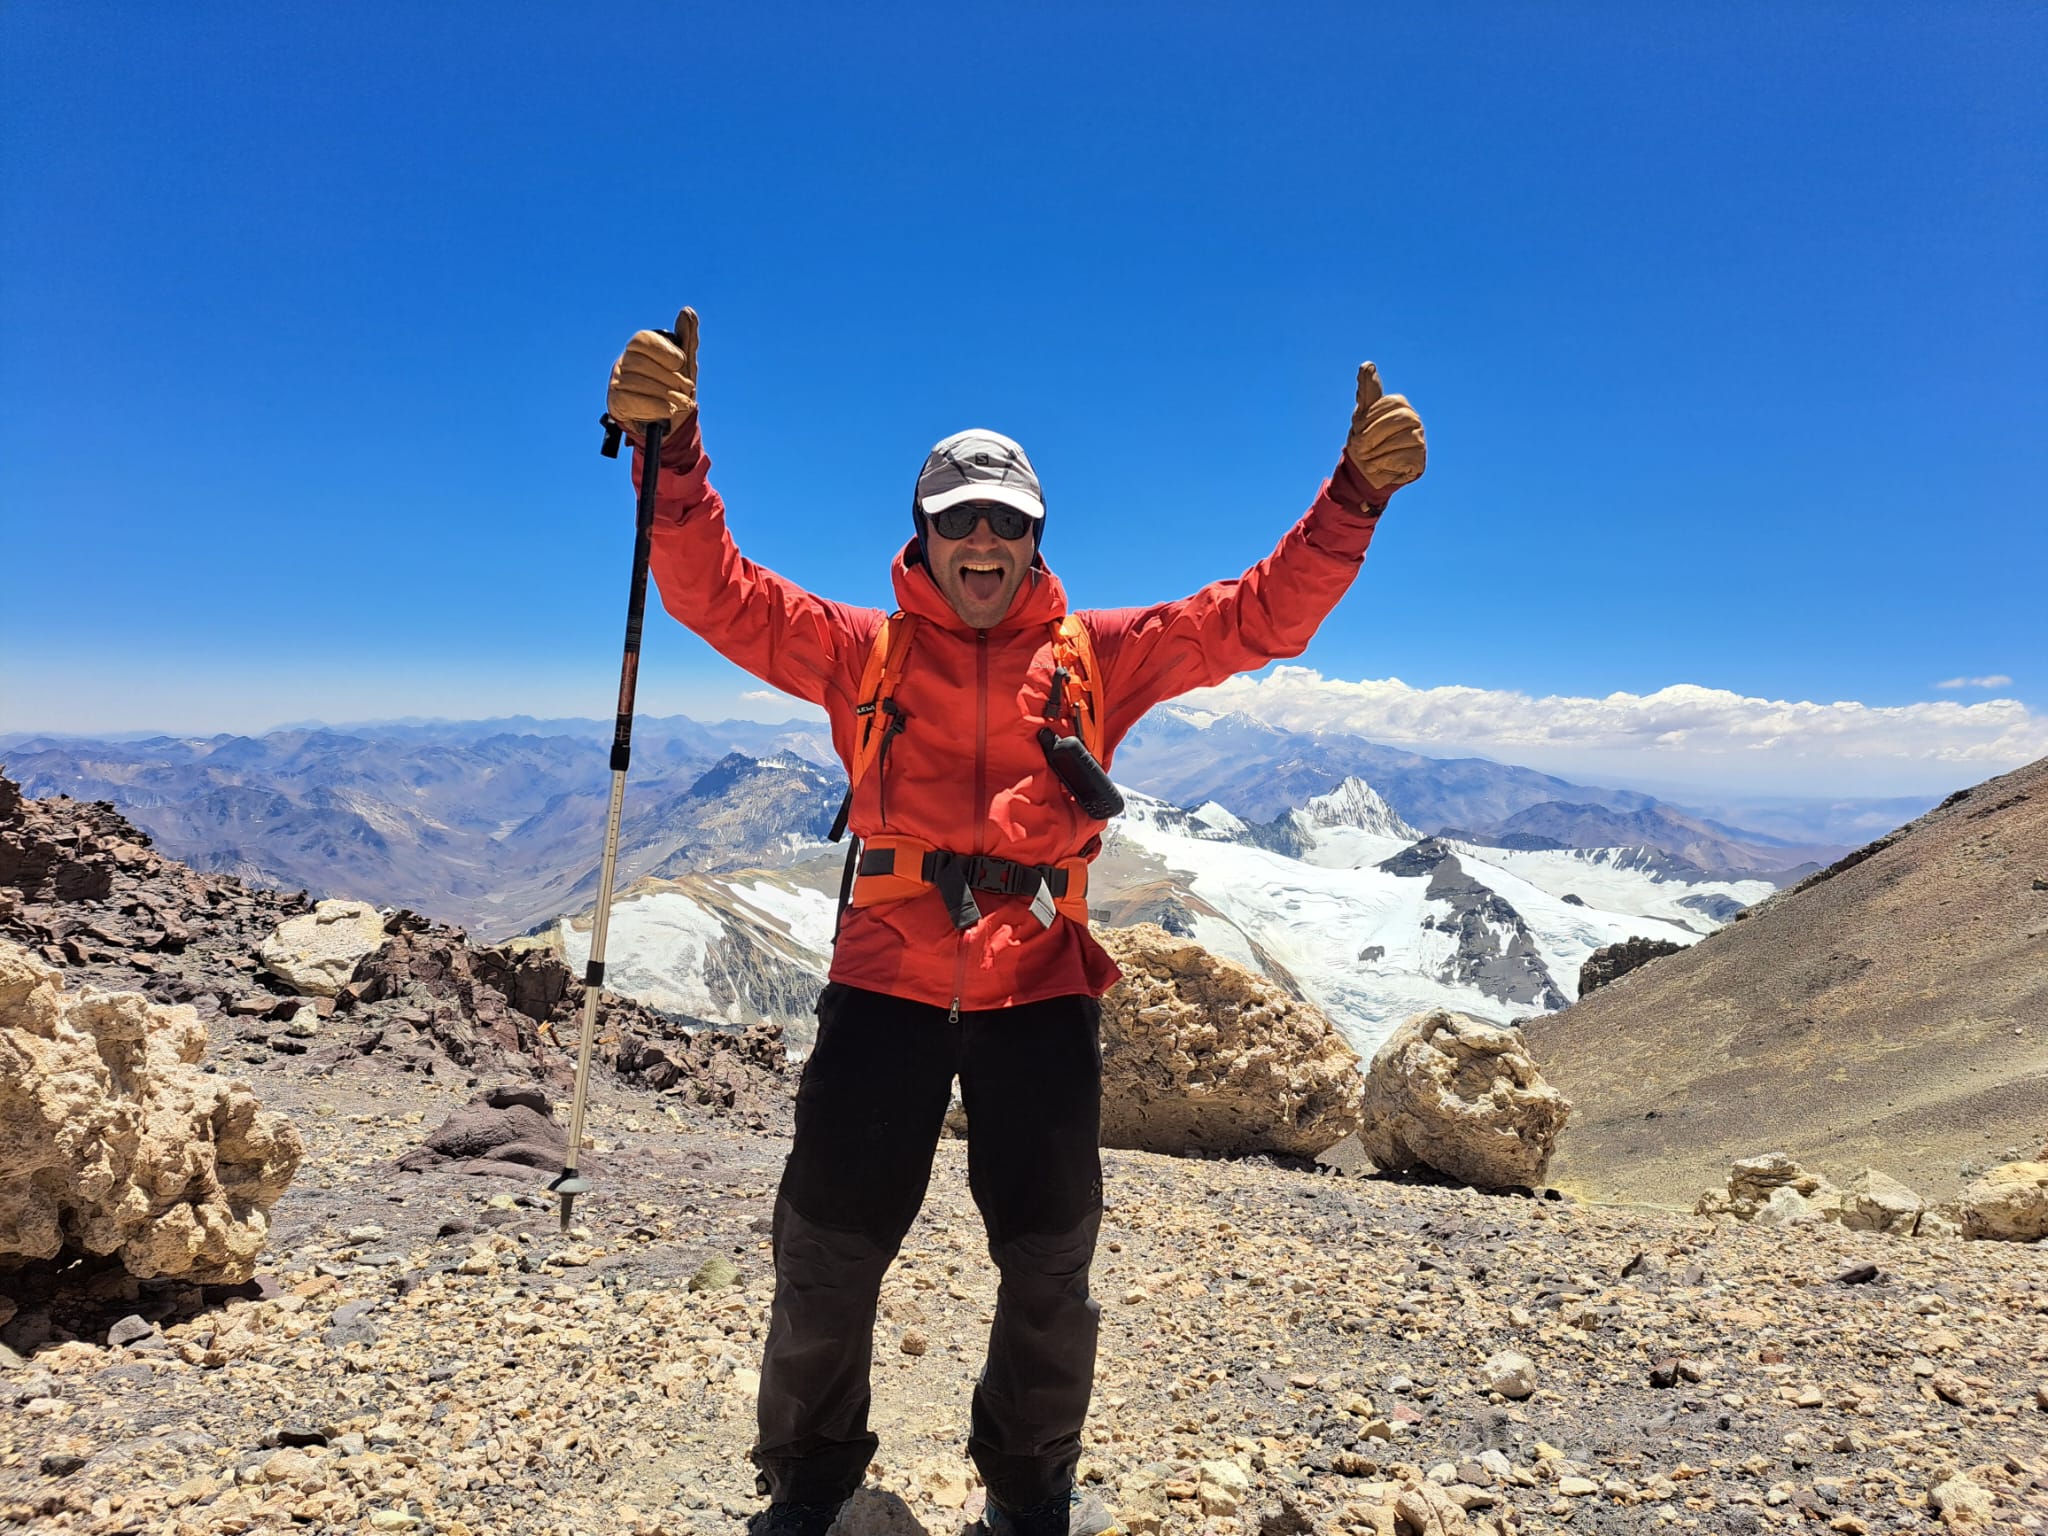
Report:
3,683,2034,806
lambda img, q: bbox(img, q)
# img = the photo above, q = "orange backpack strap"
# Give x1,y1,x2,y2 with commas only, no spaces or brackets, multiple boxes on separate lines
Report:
849,611,918,789
1052,613,1107,761
829,611,916,851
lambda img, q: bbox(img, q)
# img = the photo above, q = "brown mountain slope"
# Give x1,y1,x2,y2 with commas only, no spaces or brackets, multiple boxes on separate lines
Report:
1524,754,2048,1209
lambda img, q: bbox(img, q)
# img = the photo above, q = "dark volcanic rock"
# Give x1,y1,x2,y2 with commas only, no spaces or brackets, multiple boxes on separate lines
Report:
343,907,792,1121
1577,936,1684,996
396,1088,588,1177
1677,891,1745,924
1420,861,1568,1010
1375,837,1456,879
0,772,311,1012
0,771,793,1129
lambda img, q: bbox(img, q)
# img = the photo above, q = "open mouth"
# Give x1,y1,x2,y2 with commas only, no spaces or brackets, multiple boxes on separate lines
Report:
959,563,1005,603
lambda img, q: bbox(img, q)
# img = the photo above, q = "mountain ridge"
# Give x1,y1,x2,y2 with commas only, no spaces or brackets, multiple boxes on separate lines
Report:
1525,752,2048,1208
4,711,1898,943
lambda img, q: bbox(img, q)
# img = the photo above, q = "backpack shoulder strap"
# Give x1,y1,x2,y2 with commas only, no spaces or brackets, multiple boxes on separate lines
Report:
849,611,917,790
1052,614,1107,761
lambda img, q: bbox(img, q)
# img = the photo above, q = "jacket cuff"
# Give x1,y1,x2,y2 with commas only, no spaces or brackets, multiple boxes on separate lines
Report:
1328,451,1397,514
631,441,715,524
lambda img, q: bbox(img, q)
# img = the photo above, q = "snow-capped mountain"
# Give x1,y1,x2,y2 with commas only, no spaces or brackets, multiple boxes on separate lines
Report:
552,868,839,1051
1111,705,1852,877
1096,782,1773,1059
7,708,1902,944
11,717,1819,1060
555,766,1773,1064
1297,777,1419,840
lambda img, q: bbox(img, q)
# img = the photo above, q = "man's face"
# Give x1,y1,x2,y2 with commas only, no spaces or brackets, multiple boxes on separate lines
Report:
925,504,1035,628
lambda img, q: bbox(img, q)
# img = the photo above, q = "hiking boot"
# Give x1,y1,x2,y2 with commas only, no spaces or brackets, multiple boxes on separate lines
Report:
981,1488,1118,1536
746,1499,845,1536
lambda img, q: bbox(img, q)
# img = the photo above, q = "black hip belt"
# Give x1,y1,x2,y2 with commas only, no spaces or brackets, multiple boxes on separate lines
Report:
850,837,1089,931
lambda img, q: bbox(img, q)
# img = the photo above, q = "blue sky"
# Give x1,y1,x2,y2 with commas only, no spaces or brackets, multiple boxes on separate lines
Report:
3,4,2043,795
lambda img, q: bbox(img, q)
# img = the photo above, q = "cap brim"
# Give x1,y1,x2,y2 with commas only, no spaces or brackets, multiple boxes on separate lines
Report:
919,484,1045,520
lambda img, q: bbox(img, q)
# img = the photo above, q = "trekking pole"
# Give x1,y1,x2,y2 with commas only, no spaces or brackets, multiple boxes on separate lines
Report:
551,410,668,1231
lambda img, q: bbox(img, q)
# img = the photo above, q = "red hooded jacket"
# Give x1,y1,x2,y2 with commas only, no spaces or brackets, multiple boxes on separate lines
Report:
643,452,1383,1013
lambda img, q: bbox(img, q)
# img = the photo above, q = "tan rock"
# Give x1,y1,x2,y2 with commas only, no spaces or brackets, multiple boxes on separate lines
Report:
1194,1460,1251,1516
1696,1153,1840,1221
1917,1205,1964,1239
1928,1472,1997,1530
913,1460,971,1509
1090,925,1363,1158
1953,1161,2048,1241
0,941,301,1282
1754,1185,1821,1227
1395,1478,1474,1534
1478,1350,1537,1399
1821,1167,1924,1234
258,900,388,997
1357,1010,1568,1188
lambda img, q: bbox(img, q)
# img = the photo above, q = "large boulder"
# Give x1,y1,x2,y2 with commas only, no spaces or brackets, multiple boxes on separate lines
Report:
0,940,301,1282
1697,1156,1932,1236
1695,1151,1837,1220
260,898,389,996
396,1084,590,1180
1357,1009,1569,1189
1823,1167,1925,1235
1950,1162,2048,1242
1092,924,1363,1158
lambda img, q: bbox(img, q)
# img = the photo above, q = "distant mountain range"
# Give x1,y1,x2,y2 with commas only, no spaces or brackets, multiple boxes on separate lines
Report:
2,707,1915,945
0,720,837,938
1110,707,1854,877
5,710,1962,1068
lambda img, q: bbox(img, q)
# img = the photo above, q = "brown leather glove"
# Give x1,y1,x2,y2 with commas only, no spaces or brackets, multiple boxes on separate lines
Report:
608,306,701,468
1332,361,1426,510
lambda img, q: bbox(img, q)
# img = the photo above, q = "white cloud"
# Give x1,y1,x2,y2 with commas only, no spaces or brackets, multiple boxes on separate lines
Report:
1177,667,2048,796
1934,674,2014,690
739,690,782,702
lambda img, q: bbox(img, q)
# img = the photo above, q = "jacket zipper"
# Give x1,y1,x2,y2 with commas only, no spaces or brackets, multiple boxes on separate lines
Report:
950,628,990,1023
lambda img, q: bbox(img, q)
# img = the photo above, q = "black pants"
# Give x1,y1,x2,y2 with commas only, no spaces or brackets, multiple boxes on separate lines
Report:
753,983,1104,1510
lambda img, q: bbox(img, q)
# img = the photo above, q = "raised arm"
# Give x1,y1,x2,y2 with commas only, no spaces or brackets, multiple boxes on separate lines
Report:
1088,361,1427,747
607,309,881,718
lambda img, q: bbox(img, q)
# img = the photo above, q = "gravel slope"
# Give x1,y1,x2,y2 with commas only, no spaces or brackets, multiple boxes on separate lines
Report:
3,1046,2044,1536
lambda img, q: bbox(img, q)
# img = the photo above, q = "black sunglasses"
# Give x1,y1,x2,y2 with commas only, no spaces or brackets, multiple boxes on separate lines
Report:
930,502,1034,541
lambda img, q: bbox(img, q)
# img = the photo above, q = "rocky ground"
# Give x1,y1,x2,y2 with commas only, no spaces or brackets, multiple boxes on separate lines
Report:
0,778,789,1126
4,780,2046,1536
3,1034,2045,1536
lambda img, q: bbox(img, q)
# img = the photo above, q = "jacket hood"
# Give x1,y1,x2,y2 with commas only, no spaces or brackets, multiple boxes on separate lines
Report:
891,538,1069,632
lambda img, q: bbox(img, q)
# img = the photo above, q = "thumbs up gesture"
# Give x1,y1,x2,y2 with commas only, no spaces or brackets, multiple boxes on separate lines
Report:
1338,362,1426,508
608,307,702,470
609,307,699,433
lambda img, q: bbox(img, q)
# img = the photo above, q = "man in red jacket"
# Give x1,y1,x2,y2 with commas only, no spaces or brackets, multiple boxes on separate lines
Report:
607,311,1425,1536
